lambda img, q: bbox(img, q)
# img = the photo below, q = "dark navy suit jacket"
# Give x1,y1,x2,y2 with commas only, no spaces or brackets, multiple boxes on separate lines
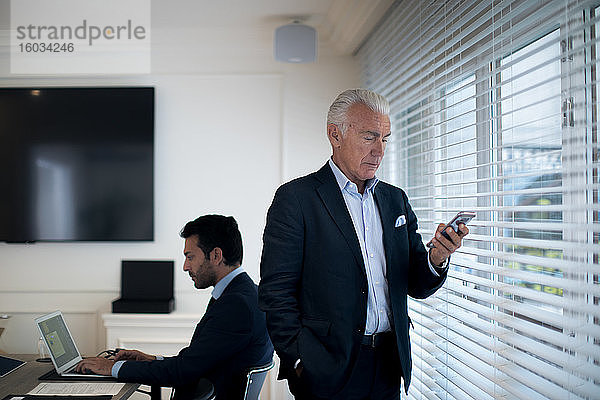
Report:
118,272,273,400
258,163,447,397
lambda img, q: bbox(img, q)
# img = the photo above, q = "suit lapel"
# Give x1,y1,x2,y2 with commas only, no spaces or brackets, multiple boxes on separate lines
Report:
374,184,398,274
207,296,216,308
207,273,245,311
315,164,365,277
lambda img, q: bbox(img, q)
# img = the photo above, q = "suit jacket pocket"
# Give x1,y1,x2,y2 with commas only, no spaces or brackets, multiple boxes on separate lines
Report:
298,317,342,397
301,316,331,337
393,222,407,237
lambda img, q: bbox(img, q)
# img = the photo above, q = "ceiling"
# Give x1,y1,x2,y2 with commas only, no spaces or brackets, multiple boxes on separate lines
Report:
149,0,393,55
0,0,394,67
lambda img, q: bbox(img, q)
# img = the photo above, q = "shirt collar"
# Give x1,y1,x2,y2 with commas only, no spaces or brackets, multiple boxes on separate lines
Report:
211,266,245,300
328,158,379,194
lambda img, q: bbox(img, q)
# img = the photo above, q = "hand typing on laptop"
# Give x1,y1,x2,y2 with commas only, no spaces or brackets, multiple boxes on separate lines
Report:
75,357,115,376
75,349,158,376
113,349,157,362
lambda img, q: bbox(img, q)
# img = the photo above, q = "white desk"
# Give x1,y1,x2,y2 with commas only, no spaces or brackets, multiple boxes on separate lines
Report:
0,354,138,399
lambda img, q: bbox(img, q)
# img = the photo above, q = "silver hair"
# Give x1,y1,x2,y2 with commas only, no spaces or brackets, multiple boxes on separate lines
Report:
326,89,390,133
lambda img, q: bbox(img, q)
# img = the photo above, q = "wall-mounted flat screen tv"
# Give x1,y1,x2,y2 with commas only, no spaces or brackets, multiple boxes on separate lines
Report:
0,87,154,242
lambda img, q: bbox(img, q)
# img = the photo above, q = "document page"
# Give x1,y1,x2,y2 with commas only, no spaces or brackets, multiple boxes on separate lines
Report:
28,383,125,396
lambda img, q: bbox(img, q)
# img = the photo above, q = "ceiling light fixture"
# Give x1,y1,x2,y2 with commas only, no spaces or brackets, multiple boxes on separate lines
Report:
274,20,317,63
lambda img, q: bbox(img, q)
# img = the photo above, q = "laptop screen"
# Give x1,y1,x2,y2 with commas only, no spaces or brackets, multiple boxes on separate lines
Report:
37,313,79,369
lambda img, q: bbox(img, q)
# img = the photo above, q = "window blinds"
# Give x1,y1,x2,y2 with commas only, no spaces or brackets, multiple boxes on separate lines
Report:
357,1,599,399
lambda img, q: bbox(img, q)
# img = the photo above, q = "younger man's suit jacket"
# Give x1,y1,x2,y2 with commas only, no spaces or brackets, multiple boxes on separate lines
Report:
118,272,274,400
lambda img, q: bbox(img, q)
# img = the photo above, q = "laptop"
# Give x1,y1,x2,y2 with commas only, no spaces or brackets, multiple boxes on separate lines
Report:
35,311,105,378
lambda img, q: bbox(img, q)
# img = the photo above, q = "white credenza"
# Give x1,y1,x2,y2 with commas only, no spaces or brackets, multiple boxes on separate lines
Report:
102,313,201,356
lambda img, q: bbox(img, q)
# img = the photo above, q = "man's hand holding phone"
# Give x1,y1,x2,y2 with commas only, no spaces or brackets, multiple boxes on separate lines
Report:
427,211,474,266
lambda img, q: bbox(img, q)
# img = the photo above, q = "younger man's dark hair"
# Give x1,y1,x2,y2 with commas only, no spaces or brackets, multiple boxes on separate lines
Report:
180,215,243,266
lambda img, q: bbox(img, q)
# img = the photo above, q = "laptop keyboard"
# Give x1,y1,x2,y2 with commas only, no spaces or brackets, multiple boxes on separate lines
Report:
62,366,106,377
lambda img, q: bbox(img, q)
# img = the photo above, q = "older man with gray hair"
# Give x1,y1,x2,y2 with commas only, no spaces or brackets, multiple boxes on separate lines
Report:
259,89,469,399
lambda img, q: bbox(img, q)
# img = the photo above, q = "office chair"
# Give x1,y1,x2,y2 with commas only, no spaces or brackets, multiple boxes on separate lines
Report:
190,379,216,400
139,361,272,400
242,361,275,400
138,378,215,400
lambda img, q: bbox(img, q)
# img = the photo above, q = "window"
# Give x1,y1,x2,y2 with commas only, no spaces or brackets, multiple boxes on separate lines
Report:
358,1,600,398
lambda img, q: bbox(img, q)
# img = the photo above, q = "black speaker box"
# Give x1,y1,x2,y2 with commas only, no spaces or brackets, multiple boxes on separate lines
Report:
112,298,175,313
112,260,175,313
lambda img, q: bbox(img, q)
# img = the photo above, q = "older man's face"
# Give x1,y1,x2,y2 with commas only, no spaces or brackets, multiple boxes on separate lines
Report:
330,103,391,188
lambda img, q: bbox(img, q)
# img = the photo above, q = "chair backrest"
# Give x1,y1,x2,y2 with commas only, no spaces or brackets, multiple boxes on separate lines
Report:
242,361,274,400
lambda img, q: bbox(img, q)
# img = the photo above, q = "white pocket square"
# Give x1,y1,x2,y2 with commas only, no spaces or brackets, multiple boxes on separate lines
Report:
395,215,406,227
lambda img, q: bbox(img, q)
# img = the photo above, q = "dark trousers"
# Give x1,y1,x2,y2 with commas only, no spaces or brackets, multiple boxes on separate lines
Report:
289,333,401,400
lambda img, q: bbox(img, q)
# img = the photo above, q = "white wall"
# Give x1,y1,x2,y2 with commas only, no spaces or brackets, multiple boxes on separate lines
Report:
0,0,359,360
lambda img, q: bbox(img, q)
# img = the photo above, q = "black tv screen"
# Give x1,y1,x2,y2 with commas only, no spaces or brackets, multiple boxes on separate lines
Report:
0,87,154,242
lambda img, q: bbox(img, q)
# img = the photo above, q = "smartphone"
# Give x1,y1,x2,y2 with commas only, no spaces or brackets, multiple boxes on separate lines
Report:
426,211,476,248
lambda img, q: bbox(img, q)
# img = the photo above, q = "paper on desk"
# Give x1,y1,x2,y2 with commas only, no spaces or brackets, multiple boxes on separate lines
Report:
29,382,125,396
